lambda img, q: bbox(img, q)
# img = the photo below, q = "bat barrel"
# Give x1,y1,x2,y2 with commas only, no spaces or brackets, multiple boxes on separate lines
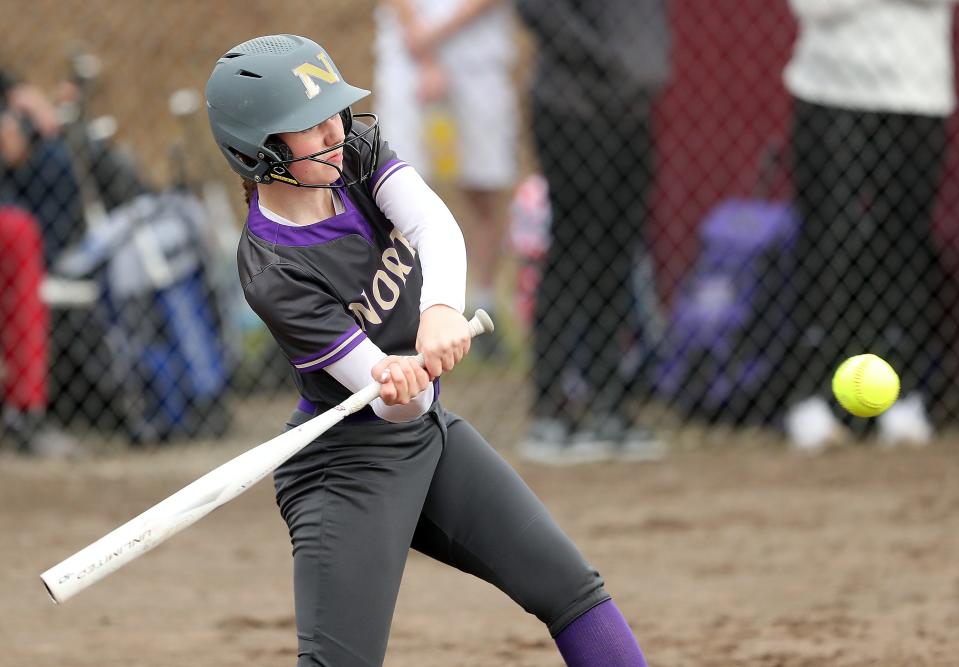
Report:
40,516,164,603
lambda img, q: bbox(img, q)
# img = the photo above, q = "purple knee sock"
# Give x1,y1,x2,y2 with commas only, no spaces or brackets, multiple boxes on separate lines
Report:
554,599,648,667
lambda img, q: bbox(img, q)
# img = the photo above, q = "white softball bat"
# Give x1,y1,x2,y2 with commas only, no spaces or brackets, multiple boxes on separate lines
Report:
41,309,494,604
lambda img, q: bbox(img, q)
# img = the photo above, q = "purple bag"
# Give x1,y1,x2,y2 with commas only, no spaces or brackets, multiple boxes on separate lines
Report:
655,198,799,423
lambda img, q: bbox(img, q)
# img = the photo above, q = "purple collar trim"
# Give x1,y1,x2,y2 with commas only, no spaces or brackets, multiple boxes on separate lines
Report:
247,189,374,247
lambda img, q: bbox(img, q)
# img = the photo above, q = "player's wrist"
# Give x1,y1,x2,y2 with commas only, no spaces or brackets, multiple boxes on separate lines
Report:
422,303,460,317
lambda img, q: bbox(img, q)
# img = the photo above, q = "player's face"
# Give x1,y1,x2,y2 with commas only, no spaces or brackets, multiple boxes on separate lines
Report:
279,113,345,185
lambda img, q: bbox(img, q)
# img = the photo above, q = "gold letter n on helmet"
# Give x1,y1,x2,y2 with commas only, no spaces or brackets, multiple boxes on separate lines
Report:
292,53,341,99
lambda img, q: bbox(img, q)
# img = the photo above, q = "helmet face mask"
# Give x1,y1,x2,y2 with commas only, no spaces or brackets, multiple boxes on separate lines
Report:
261,111,380,189
206,35,378,189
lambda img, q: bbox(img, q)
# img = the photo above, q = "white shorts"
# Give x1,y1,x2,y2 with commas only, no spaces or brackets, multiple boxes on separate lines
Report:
373,51,518,191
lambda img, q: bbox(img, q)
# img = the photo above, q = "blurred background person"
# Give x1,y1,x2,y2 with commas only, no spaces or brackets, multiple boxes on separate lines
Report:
0,72,78,457
515,0,671,464
373,0,518,358
782,0,957,451
0,70,84,265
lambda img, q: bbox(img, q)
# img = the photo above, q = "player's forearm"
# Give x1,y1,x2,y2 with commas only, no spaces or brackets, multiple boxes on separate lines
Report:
374,166,467,314
325,337,434,422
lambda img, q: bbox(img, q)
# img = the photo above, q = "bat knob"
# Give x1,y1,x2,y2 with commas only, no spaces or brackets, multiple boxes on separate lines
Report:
471,309,494,336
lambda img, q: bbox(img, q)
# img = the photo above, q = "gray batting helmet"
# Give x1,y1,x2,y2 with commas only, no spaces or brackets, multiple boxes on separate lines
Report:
206,34,378,188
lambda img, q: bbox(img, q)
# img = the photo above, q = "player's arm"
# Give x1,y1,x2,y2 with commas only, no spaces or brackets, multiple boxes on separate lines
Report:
372,163,470,379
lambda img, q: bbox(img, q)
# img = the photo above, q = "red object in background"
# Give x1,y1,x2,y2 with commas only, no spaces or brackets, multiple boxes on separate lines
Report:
933,11,959,281
652,0,959,354
651,0,797,305
0,206,49,411
509,174,551,327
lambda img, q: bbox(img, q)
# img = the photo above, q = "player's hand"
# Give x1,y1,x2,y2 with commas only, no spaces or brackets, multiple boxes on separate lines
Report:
415,305,471,379
373,355,431,406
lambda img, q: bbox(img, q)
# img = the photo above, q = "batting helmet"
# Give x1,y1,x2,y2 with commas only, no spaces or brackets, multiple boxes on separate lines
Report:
206,34,378,188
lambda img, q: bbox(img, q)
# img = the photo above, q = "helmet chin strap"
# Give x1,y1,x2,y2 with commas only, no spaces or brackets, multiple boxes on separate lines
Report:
262,153,347,189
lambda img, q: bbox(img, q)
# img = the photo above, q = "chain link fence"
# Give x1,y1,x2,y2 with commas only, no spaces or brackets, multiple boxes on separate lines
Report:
1,0,957,458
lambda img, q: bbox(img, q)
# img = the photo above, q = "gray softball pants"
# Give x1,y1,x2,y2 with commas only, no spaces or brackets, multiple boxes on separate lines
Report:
274,402,609,667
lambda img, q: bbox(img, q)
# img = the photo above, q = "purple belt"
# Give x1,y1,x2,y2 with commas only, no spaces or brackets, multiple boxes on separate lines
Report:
297,378,441,423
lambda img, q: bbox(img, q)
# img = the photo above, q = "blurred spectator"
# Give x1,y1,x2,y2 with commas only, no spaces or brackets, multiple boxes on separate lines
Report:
0,70,85,266
782,0,957,451
515,0,670,464
374,0,518,357
55,71,152,215
0,74,78,457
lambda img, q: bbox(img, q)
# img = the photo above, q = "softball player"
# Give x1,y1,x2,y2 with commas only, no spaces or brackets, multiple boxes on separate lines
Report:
206,34,649,667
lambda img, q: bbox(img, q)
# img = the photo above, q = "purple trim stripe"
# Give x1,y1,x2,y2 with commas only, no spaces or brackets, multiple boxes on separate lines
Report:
291,325,361,365
246,189,374,247
293,326,366,373
371,159,410,198
371,158,406,187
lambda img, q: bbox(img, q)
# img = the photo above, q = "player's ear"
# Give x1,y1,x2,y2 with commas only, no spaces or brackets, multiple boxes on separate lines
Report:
228,147,259,169
264,137,294,163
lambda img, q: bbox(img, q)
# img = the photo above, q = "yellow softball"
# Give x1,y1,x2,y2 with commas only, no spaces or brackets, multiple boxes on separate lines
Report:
832,354,900,418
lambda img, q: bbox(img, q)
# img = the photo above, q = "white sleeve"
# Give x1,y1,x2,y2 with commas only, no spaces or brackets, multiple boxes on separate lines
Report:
324,337,434,423
788,0,877,20
373,164,467,313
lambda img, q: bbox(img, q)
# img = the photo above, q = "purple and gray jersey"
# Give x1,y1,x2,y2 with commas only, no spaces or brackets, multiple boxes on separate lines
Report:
238,127,430,416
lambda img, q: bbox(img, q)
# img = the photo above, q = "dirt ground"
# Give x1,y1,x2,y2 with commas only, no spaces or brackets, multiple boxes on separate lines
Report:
2,394,957,667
